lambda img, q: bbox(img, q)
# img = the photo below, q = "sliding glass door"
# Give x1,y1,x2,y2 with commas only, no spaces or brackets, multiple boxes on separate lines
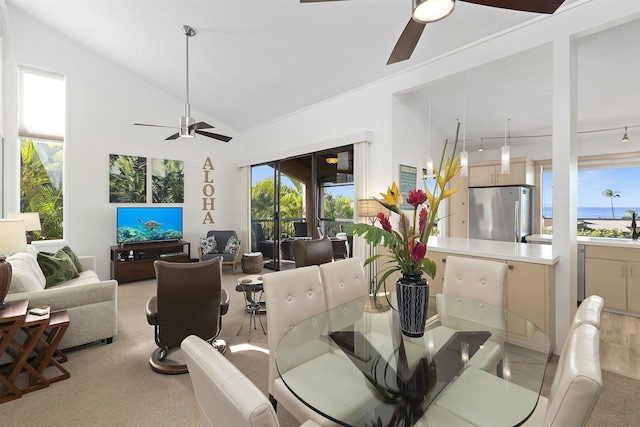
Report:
250,146,353,270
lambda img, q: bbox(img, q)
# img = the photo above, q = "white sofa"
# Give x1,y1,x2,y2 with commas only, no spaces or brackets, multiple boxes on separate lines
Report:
5,246,118,351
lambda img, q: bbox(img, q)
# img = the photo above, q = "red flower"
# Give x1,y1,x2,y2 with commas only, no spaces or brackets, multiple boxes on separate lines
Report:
419,207,428,236
411,241,427,263
407,189,427,207
378,212,392,232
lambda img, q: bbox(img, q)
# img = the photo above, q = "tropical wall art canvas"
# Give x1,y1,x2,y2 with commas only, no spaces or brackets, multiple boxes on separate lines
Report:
152,158,185,203
109,154,147,203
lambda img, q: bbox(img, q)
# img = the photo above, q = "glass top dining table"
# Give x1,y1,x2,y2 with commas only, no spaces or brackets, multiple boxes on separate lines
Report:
275,294,551,427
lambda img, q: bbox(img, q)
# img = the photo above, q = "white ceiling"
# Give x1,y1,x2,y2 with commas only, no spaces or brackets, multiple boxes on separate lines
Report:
6,0,639,142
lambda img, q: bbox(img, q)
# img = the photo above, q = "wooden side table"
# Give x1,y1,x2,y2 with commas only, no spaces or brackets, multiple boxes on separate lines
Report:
22,309,70,392
0,299,29,403
3,306,51,396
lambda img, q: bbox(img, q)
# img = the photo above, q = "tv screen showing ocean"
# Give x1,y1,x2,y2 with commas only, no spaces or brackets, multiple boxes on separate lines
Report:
542,207,639,219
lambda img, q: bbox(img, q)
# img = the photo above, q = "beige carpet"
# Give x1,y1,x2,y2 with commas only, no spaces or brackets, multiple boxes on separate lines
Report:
1,270,638,426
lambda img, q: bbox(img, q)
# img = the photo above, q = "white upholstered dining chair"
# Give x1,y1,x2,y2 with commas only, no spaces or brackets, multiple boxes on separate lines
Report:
181,335,319,427
434,255,508,373
263,266,380,427
432,322,602,427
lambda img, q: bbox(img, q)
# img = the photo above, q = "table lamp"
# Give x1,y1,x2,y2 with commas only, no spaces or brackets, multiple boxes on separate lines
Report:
8,212,41,244
0,219,28,309
357,199,390,294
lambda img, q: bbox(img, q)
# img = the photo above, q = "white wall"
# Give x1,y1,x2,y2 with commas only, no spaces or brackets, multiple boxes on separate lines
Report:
2,5,243,279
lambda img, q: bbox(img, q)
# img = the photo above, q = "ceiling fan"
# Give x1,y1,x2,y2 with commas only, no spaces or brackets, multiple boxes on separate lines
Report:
133,25,232,142
301,0,566,64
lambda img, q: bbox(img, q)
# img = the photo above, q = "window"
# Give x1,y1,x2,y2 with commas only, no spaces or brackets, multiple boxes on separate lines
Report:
18,66,66,240
541,160,640,238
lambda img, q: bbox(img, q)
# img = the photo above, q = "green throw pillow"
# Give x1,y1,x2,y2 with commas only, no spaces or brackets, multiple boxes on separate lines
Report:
37,250,80,288
60,245,83,272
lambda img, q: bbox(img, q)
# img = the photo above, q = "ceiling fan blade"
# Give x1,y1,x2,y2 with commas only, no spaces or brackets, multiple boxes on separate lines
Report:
195,130,233,142
165,132,181,140
190,121,214,130
461,0,566,14
387,18,427,65
133,123,178,129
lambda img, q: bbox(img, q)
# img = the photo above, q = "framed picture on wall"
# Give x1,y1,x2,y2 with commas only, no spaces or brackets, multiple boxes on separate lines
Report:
109,154,147,203
152,158,185,203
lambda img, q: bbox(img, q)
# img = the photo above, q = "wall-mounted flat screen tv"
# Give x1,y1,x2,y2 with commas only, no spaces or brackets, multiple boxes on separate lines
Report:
117,207,183,244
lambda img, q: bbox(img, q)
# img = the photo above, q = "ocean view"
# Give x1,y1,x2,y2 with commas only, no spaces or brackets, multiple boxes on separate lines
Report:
542,206,639,219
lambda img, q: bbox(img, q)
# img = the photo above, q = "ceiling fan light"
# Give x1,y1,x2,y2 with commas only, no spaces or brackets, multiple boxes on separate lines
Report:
180,115,195,138
326,156,339,164
413,0,455,23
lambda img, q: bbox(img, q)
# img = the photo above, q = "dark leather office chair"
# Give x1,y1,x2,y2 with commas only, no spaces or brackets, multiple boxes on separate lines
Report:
294,222,308,238
252,222,275,260
146,257,230,374
292,236,333,267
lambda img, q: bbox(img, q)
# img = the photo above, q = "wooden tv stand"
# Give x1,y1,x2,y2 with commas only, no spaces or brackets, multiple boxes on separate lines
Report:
110,241,191,283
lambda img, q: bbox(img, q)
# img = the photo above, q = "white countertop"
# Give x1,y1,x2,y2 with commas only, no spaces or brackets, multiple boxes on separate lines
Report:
526,234,640,248
426,236,558,265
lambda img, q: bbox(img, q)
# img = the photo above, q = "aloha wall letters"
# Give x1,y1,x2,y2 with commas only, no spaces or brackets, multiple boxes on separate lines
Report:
202,157,215,224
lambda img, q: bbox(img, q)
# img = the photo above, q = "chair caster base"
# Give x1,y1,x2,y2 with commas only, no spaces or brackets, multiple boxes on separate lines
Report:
149,348,188,375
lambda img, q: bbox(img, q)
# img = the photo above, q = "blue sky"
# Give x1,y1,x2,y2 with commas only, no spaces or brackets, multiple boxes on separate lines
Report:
543,167,640,209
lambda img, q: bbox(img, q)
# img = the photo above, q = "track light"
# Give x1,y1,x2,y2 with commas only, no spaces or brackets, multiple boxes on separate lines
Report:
622,126,629,142
412,0,455,23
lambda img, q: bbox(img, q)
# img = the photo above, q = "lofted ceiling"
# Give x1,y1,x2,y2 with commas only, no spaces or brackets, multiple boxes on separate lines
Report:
6,0,639,145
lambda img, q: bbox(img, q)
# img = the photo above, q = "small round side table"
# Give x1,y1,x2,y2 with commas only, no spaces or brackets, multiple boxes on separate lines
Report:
241,252,263,274
235,275,266,341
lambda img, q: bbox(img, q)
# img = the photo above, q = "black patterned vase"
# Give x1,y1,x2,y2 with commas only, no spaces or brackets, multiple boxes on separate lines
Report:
396,273,429,338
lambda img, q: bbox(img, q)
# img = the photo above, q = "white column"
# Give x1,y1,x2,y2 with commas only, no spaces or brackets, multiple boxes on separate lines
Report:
551,35,578,353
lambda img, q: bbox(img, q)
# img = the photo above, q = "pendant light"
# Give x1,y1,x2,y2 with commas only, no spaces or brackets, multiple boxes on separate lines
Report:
622,126,629,142
501,62,511,175
426,87,434,178
460,74,469,177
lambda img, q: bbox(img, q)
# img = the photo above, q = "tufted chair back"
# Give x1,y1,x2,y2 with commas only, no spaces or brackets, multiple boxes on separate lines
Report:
182,335,281,427
319,258,368,309
543,323,602,427
263,266,329,401
319,258,368,333
292,236,333,267
442,256,507,306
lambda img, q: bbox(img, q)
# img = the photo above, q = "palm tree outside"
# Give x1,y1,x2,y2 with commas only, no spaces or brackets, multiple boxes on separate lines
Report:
602,189,621,219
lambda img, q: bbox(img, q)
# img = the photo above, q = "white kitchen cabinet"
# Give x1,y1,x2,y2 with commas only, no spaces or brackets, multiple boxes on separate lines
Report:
627,261,640,312
468,158,534,187
585,245,640,313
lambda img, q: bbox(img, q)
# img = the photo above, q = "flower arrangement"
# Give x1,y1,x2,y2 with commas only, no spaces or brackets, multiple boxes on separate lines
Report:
346,123,462,297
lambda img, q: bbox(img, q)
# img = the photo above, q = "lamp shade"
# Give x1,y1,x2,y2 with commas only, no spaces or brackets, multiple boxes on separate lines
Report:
357,199,390,218
7,212,41,231
0,219,28,255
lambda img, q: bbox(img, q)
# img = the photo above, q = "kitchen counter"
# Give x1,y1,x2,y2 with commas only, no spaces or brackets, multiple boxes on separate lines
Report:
526,234,640,248
427,236,558,265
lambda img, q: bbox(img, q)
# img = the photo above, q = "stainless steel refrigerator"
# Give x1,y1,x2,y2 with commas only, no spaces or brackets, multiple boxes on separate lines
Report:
468,186,533,242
